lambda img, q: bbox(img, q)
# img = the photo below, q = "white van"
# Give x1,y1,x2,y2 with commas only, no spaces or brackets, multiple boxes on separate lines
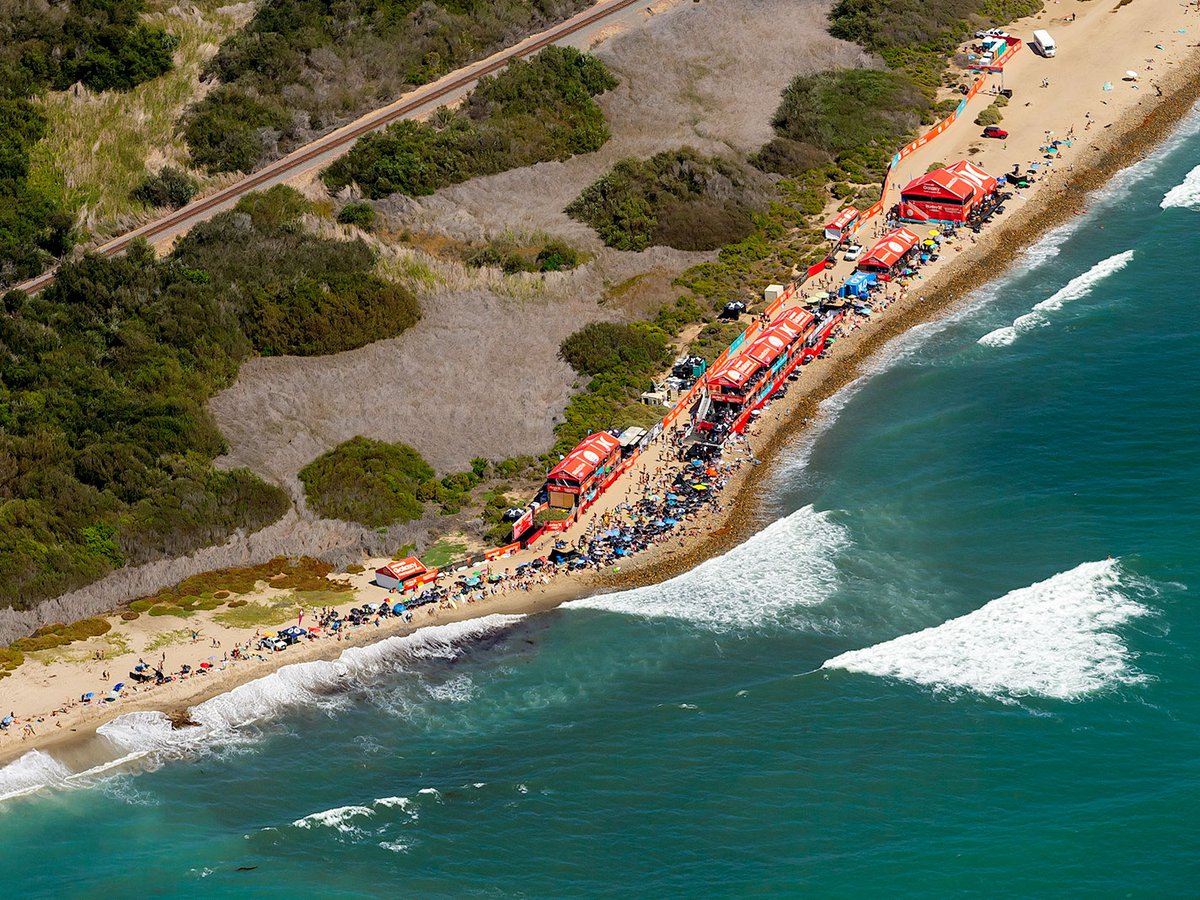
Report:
1032,29,1056,58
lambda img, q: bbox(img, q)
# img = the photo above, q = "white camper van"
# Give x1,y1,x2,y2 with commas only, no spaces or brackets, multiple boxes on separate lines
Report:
1032,29,1056,58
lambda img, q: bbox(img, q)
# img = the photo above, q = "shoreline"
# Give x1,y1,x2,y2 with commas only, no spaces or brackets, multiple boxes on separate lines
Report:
4,10,1200,774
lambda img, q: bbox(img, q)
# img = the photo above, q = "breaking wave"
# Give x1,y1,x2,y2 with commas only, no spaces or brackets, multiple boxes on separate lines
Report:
1160,161,1200,210
0,751,73,804
822,560,1152,700
978,250,1134,347
0,616,522,804
568,505,849,632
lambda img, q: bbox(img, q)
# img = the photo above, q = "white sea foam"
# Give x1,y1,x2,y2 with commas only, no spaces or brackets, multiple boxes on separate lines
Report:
0,750,72,803
292,804,375,832
978,251,1133,346
373,796,412,810
823,560,1150,700
568,505,848,632
1160,161,1200,210
978,325,1018,347
423,673,475,704
0,616,523,805
1033,250,1135,311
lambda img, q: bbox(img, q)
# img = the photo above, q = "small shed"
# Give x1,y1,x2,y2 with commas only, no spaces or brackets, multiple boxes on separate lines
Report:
375,557,427,591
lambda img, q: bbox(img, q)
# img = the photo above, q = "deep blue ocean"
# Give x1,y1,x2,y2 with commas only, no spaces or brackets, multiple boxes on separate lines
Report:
2,111,1199,897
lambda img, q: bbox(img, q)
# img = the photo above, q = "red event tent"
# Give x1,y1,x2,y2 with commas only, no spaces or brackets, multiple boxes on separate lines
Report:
898,160,997,223
823,207,861,242
546,431,622,507
858,227,921,272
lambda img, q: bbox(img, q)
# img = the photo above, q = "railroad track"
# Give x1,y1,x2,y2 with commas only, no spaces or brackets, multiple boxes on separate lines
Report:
14,0,643,295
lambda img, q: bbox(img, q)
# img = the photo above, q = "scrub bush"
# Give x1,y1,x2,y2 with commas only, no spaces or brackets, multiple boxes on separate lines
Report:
300,437,435,528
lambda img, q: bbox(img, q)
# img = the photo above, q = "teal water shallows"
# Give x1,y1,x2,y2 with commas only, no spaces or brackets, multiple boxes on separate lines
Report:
4,120,1200,897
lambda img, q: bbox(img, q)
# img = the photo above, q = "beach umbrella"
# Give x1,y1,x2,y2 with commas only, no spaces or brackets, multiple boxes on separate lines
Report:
1102,82,1113,92
812,291,829,300
81,692,94,703
692,483,709,491
1125,70,1138,81
927,229,940,237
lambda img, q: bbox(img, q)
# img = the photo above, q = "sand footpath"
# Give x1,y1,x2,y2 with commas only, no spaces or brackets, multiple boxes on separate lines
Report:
3,0,1200,772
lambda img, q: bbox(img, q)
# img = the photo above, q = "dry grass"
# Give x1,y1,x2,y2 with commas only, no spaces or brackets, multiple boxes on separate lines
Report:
26,1,251,240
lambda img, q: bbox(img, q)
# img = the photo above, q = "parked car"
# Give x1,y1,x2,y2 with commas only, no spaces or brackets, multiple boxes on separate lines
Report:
842,244,864,262
975,28,1009,38
982,125,1009,139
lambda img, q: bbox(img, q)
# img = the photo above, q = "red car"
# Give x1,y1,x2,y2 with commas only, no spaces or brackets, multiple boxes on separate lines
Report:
983,125,1009,139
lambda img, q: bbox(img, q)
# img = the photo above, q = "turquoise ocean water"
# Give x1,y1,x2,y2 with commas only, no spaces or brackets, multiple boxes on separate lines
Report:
3,113,1200,896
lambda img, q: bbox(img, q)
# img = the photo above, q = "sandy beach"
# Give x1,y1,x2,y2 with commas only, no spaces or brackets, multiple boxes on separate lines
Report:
4,0,1200,772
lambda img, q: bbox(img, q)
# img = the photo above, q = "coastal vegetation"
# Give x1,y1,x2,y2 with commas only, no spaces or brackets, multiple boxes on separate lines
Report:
467,234,584,274
0,187,422,610
8,618,111,654
0,0,182,284
551,322,673,456
24,1,247,239
828,0,1044,91
131,165,199,210
974,94,1008,127
566,149,763,252
323,47,617,198
753,69,929,181
186,1,595,174
299,437,435,528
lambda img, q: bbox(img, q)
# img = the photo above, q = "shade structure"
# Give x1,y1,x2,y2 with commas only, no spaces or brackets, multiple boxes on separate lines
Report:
823,206,861,241
898,160,997,223
548,432,622,484
858,227,921,272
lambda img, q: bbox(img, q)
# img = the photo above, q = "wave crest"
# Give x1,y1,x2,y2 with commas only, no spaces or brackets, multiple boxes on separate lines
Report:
1160,162,1200,209
822,560,1152,700
568,506,849,632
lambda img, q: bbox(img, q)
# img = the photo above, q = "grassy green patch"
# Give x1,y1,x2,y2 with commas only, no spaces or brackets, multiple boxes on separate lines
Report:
0,648,25,679
422,540,469,570
213,599,297,629
149,605,193,618
145,629,195,652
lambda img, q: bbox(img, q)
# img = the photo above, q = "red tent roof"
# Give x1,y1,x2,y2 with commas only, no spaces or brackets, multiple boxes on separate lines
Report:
859,228,920,271
901,160,996,204
945,159,997,194
745,329,791,366
377,557,427,582
824,207,860,233
708,355,762,390
548,432,621,483
780,307,815,331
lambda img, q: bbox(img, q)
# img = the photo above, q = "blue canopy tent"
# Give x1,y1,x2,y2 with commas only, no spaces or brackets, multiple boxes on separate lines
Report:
839,271,878,299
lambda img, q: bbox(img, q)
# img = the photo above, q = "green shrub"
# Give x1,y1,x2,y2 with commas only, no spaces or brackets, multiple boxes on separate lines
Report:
567,148,761,252
324,47,617,198
761,69,928,181
300,437,434,528
132,166,199,209
337,202,376,229
974,97,1008,127
560,322,672,378
10,617,112,653
184,87,290,173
